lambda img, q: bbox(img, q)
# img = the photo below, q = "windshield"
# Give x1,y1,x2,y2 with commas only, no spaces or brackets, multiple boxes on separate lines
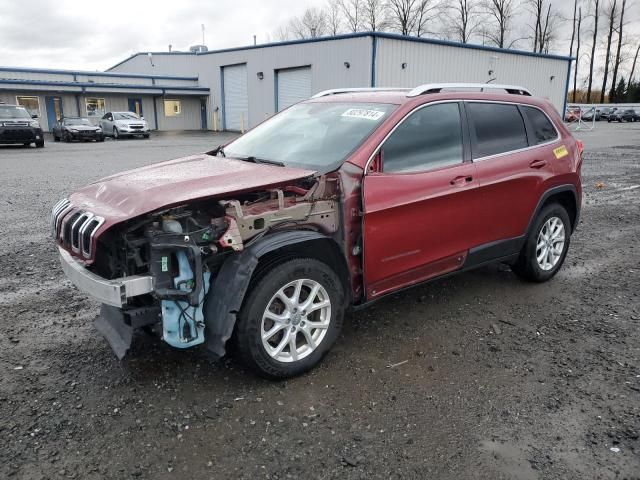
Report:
223,102,396,171
114,112,140,120
65,118,92,126
0,106,31,119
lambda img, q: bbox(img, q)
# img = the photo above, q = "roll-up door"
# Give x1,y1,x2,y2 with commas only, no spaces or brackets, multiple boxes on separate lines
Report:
277,67,312,112
222,64,248,131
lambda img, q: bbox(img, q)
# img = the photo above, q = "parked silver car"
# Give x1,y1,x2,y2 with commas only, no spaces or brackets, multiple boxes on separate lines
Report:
99,111,150,139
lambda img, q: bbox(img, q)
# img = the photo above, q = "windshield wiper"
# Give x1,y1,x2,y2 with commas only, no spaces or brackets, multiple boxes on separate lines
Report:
240,156,285,167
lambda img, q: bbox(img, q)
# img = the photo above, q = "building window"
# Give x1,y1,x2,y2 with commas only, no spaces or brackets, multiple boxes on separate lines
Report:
86,98,106,118
164,100,182,117
16,96,40,118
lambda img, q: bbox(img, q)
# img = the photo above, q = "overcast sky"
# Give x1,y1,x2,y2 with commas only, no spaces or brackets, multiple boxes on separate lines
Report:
0,0,638,85
0,0,326,71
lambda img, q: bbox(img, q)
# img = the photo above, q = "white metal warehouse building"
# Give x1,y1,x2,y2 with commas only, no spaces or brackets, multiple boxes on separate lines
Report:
1,32,572,132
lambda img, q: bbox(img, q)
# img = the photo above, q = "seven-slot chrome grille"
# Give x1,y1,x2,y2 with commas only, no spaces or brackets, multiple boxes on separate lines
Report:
51,199,105,259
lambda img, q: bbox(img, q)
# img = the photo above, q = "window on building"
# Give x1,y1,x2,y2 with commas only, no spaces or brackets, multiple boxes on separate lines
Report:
467,103,528,158
86,98,106,118
16,96,40,118
382,103,464,173
521,106,558,145
164,100,182,117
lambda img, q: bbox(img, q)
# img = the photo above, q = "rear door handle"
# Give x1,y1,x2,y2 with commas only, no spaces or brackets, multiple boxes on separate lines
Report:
450,175,473,186
530,159,547,169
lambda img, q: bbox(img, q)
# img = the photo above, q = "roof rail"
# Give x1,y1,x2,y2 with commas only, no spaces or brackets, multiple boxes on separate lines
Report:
312,87,410,98
407,83,532,97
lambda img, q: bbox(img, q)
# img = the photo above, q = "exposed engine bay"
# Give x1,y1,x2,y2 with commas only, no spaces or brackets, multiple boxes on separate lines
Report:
90,176,340,355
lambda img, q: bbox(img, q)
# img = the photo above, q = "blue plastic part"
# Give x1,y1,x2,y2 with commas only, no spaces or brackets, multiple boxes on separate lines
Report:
161,251,210,349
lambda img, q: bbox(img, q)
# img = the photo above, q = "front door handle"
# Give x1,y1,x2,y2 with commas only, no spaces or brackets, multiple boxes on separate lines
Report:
530,159,547,169
450,175,473,186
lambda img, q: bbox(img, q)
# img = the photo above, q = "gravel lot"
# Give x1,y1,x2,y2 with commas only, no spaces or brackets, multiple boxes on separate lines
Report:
1,124,639,480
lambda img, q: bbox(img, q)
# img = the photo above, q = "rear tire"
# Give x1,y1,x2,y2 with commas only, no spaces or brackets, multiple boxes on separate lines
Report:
511,203,571,283
234,258,344,379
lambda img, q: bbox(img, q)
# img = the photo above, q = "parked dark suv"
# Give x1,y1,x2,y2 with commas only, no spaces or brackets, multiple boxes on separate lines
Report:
609,109,639,122
52,84,582,378
0,103,44,147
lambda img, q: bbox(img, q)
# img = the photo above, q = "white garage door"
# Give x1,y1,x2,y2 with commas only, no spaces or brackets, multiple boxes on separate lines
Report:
223,64,248,131
277,67,312,112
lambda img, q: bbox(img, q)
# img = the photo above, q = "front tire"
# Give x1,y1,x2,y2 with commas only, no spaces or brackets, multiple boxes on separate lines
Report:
113,127,119,139
511,203,571,283
235,258,344,379
35,140,45,148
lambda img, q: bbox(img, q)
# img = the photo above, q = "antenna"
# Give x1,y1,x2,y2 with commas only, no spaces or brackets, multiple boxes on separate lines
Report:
253,35,257,46
201,24,205,45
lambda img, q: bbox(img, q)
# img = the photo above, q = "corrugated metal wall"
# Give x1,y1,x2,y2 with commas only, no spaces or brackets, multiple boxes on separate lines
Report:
109,35,569,130
374,38,570,113
200,37,372,128
110,39,373,129
156,96,202,130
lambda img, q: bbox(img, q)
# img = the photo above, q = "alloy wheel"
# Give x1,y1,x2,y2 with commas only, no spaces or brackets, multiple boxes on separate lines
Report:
261,278,331,363
536,216,565,271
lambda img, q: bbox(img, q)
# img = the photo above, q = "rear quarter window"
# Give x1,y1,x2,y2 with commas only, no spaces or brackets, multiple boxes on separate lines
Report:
467,103,528,158
522,106,558,145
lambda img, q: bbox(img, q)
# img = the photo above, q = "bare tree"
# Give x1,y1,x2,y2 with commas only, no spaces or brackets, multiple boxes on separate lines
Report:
586,0,600,103
288,8,328,39
386,0,419,35
362,0,388,31
629,43,640,83
414,0,439,37
569,0,579,58
573,7,583,102
600,0,617,103
326,0,344,35
446,0,481,43
273,25,292,42
340,0,364,32
609,0,626,100
481,0,518,48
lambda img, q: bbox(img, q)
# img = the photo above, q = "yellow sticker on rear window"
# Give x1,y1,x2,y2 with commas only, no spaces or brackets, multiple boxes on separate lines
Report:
553,145,569,159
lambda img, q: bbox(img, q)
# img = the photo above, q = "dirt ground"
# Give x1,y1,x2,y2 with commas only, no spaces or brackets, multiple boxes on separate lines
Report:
1,125,639,480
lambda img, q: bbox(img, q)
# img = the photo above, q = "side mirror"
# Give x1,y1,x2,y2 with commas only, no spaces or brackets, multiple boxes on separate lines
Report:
141,116,145,121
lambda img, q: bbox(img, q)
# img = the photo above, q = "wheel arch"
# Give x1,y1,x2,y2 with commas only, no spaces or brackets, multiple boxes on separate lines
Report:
527,185,579,235
202,230,349,359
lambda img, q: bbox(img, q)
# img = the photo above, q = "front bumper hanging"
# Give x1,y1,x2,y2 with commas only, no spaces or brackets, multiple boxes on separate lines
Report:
58,247,154,307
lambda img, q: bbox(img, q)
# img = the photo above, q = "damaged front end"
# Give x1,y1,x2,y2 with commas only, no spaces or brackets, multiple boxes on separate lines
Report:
55,177,340,359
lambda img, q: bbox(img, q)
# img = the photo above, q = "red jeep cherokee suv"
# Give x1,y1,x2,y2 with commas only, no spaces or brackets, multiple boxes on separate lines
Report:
52,84,582,378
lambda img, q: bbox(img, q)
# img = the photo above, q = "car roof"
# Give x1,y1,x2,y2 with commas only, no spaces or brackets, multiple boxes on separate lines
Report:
306,89,554,112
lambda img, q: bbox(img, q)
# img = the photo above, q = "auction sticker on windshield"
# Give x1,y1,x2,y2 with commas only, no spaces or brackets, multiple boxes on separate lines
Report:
341,109,386,121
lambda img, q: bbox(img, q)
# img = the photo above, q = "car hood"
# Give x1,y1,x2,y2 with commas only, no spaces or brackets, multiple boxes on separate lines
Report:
69,154,316,225
114,119,146,125
67,125,99,131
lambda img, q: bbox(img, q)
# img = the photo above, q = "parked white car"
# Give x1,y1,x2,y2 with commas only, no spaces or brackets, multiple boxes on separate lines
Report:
99,111,150,139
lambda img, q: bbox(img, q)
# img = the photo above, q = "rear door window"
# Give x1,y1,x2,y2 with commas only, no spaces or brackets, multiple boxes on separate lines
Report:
467,103,528,159
382,103,464,173
521,106,558,144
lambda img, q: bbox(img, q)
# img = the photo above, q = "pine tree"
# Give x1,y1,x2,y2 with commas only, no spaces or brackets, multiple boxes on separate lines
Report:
614,77,626,102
